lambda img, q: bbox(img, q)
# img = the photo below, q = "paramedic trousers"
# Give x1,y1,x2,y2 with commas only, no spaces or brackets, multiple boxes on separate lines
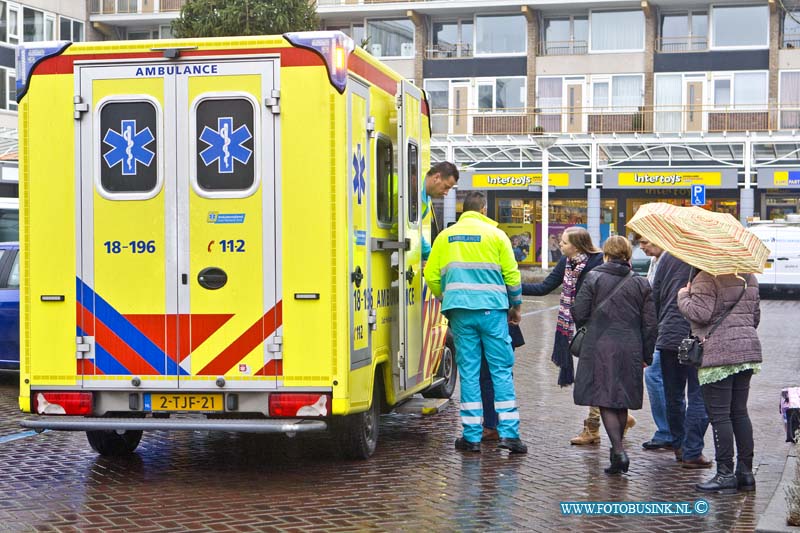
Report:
448,308,520,443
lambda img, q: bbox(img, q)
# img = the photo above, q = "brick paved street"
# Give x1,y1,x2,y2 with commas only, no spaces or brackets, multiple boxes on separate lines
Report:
0,293,795,532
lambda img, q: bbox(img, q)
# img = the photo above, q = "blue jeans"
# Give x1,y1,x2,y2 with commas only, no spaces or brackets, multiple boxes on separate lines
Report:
480,353,497,430
660,348,709,460
644,350,675,444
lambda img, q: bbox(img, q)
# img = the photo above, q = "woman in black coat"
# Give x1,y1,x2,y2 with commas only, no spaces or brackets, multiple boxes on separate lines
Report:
572,236,658,474
522,227,605,445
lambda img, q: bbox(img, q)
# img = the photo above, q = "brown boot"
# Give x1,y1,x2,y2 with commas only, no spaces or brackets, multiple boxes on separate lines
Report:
570,419,601,445
623,414,636,437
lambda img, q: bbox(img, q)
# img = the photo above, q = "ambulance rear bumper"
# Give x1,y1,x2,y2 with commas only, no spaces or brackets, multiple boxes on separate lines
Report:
20,417,328,433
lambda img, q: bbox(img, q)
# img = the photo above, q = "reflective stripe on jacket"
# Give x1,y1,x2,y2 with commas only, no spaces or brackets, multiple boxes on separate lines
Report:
424,211,522,312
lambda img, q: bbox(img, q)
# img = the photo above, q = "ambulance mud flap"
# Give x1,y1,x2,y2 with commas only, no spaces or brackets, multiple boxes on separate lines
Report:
20,417,327,433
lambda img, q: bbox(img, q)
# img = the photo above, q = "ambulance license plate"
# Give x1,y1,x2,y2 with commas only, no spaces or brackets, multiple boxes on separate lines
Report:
144,393,223,412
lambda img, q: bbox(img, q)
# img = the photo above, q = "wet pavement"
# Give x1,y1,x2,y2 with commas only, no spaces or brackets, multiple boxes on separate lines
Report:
0,293,796,532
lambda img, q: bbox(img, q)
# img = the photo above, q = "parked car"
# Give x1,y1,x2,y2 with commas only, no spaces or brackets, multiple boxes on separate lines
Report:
0,242,19,370
631,245,651,277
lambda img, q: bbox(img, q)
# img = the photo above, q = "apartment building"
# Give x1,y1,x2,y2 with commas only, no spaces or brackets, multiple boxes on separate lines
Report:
319,0,800,261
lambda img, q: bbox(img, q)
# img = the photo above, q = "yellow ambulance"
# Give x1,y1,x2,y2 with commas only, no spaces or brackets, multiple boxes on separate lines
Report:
17,31,454,459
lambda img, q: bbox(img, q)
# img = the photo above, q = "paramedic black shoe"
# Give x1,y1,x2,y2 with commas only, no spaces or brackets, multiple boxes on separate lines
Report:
454,437,481,452
497,438,528,454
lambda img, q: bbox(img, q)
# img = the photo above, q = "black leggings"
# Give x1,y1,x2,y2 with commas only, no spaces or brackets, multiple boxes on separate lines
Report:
701,370,754,470
600,407,627,453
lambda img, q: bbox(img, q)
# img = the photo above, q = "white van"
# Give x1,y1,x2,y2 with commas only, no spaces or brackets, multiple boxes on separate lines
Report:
748,216,800,291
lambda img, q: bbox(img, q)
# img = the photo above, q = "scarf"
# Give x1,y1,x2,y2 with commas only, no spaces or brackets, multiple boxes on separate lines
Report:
552,253,588,387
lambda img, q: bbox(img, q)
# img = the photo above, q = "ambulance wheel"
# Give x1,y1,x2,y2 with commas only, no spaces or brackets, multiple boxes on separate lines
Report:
422,336,457,399
86,429,143,456
335,380,381,460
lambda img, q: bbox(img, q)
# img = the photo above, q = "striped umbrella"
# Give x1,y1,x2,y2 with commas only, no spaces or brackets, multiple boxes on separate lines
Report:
627,202,770,275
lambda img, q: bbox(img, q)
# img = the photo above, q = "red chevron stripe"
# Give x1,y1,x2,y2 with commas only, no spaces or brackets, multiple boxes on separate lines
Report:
197,301,282,376
255,358,283,377
77,359,103,376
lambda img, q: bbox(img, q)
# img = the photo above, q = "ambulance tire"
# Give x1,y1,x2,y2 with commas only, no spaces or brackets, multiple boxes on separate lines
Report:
335,379,381,460
86,429,143,456
422,335,457,399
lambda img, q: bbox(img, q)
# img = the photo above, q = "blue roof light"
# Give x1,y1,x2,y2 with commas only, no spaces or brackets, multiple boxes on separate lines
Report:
16,41,71,103
283,31,355,94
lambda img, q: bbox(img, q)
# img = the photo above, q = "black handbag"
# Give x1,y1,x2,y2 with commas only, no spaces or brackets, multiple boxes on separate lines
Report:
677,283,747,367
509,323,525,349
569,271,634,357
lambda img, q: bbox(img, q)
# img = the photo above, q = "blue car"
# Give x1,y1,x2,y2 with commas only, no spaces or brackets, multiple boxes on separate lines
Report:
0,242,19,370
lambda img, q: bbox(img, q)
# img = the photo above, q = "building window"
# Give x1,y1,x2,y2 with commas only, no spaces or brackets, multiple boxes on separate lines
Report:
659,11,708,52
326,23,364,48
711,5,769,49
424,79,449,134
8,71,15,111
542,16,588,55
475,15,526,55
159,25,173,39
713,72,768,108
590,10,645,52
430,19,473,58
780,72,800,128
8,4,18,45
60,16,84,42
477,77,525,113
654,74,683,131
127,29,157,40
366,19,414,58
783,11,800,48
592,75,643,111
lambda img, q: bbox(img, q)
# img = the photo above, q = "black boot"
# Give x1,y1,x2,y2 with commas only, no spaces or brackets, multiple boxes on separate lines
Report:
735,460,756,492
497,437,528,454
604,449,630,474
696,463,738,494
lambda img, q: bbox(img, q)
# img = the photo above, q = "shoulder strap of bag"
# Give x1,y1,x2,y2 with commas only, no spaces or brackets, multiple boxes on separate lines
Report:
703,282,747,341
593,270,635,316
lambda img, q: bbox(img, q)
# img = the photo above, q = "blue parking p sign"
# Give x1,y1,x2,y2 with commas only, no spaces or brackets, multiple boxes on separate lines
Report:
691,184,706,206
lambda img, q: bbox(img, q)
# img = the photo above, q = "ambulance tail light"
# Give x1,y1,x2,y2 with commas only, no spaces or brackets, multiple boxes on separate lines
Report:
283,31,354,94
269,393,331,417
33,392,93,416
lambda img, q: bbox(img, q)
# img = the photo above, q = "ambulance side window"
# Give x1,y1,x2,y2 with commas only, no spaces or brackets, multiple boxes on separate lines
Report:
407,142,419,224
99,101,159,194
194,97,256,193
375,136,395,227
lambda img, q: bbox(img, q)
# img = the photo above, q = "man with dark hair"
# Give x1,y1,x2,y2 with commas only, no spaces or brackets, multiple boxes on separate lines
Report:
424,191,526,454
422,162,459,260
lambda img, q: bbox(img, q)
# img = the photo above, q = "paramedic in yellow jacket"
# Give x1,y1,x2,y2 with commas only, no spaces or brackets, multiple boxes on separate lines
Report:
424,191,526,454
421,162,459,261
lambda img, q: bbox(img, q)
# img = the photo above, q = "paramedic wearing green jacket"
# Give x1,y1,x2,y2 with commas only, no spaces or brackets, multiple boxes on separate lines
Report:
424,191,527,454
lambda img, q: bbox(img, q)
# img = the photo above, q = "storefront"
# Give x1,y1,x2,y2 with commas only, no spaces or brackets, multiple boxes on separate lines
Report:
456,169,609,265
602,168,741,230
756,168,800,220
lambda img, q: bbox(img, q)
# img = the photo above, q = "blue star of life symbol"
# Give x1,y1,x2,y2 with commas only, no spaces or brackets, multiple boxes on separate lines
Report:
103,120,155,176
352,143,366,204
199,117,253,174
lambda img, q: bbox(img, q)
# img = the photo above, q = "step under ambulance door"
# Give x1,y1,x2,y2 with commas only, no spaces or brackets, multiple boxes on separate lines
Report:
397,80,424,391
77,65,179,388
175,60,280,390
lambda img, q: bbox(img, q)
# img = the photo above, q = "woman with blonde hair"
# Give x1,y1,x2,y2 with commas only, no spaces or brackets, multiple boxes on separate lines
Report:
572,236,658,474
523,227,630,445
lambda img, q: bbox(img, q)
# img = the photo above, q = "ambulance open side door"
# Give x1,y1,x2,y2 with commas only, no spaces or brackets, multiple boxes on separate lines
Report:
397,80,424,391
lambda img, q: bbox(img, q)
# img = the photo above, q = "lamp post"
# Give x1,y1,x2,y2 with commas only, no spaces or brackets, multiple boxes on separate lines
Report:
533,136,557,270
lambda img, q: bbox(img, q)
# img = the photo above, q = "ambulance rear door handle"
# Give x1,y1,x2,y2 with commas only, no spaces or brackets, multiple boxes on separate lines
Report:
405,266,414,283
351,266,364,288
198,267,228,290
371,238,410,251
181,274,188,285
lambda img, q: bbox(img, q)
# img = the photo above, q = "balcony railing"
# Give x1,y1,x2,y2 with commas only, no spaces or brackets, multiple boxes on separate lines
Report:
90,0,187,15
656,36,709,53
425,43,473,59
428,104,800,136
538,40,588,56
782,33,800,49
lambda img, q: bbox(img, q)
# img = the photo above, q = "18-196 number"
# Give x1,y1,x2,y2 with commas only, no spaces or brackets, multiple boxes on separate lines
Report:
104,240,156,254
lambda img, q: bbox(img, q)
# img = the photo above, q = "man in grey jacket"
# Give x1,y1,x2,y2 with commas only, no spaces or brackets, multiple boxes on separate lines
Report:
652,252,711,469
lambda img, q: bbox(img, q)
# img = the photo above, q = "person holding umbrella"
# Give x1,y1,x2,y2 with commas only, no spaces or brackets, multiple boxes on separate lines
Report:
629,202,769,492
